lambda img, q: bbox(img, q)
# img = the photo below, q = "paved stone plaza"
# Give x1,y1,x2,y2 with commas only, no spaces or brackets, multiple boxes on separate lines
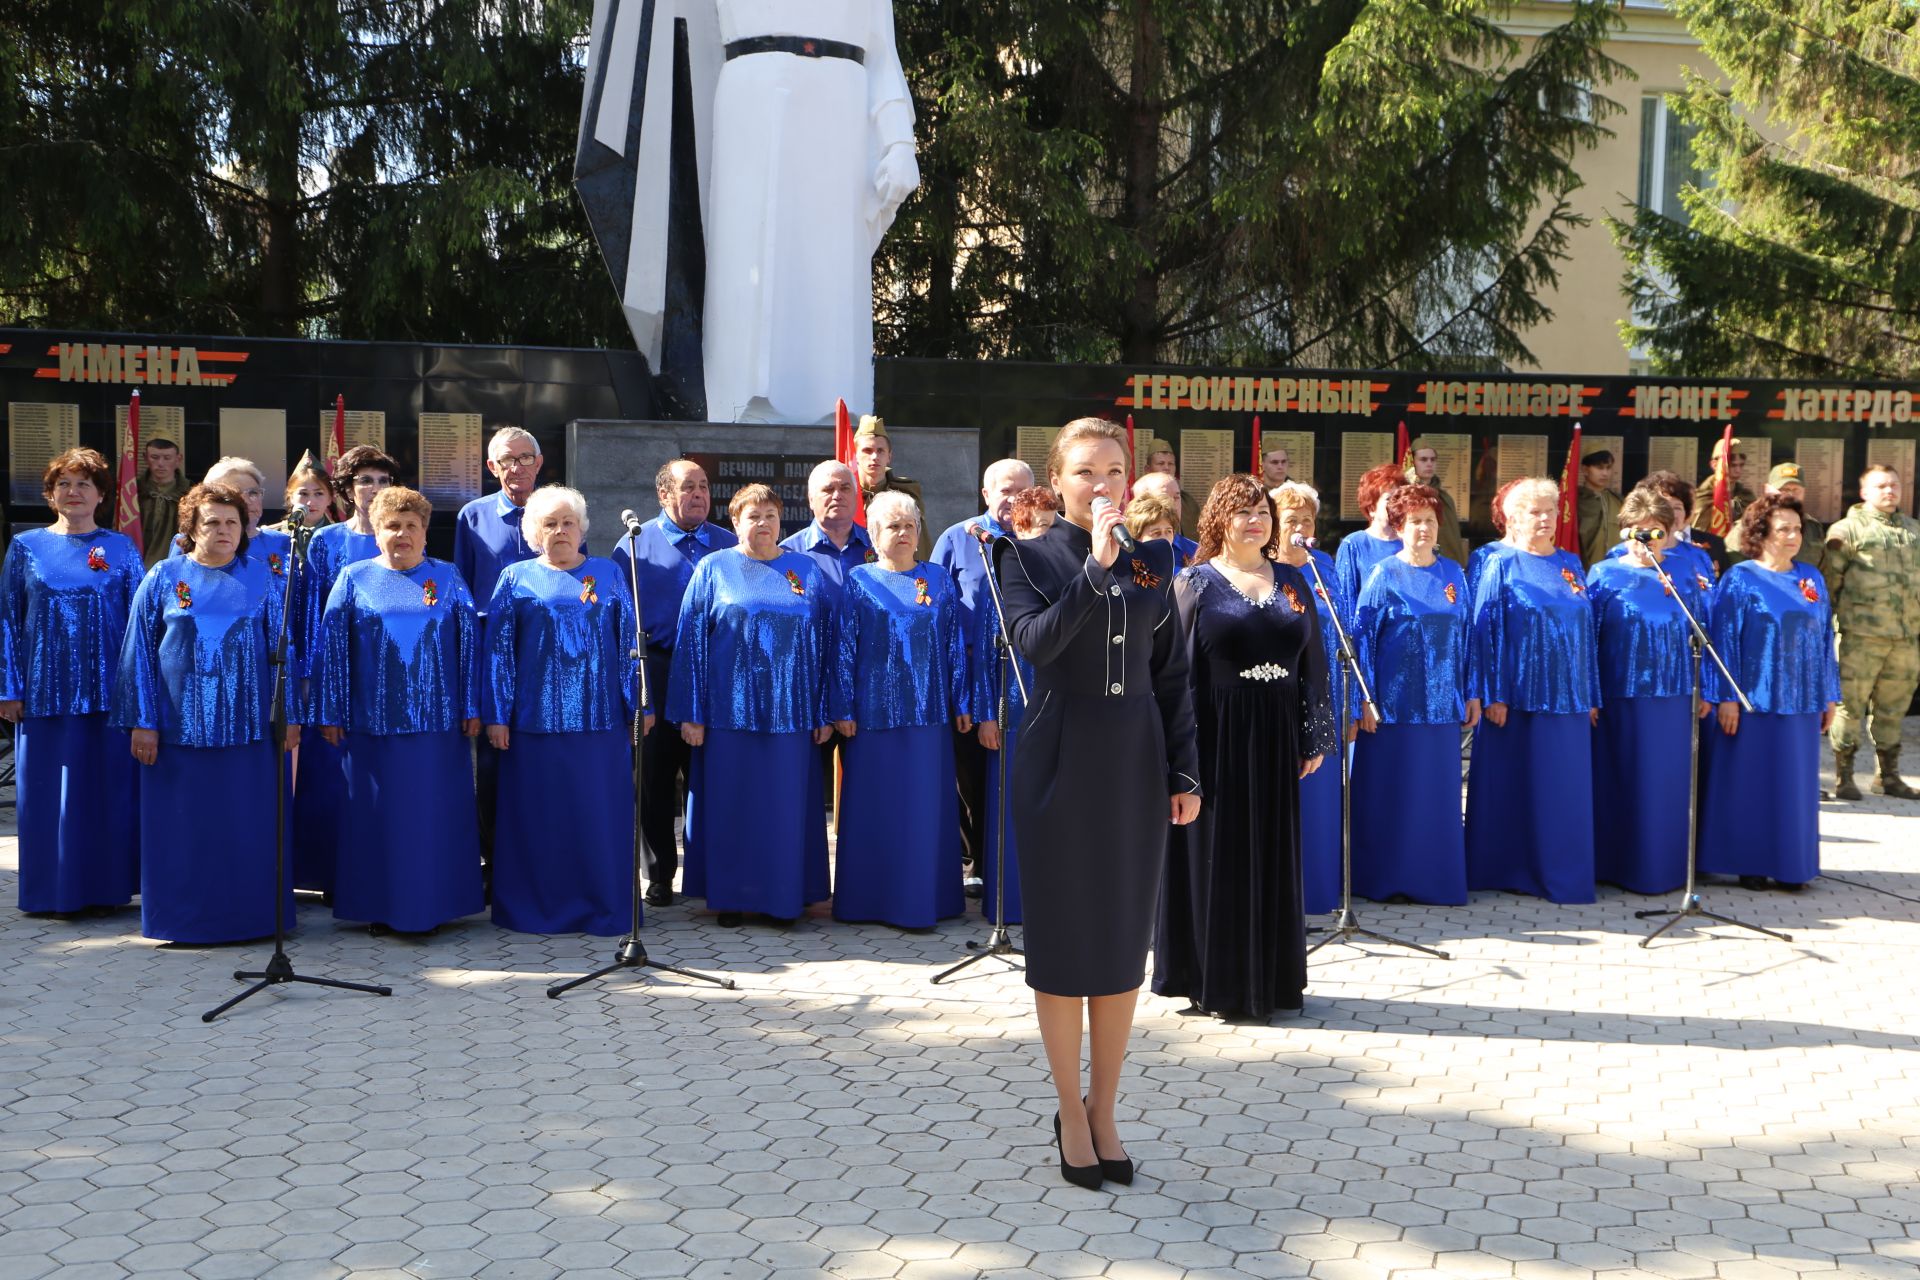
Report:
3,732,1919,1280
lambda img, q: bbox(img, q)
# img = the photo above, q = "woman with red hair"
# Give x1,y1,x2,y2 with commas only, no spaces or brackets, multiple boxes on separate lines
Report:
1334,462,1407,606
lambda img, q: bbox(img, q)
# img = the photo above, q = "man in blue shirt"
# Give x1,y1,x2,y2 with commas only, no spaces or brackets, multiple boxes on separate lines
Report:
612,459,737,905
931,458,1032,895
779,460,874,595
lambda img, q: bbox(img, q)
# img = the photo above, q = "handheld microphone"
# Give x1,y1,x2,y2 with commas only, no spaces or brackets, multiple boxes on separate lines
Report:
1289,533,1317,550
1090,495,1137,554
619,508,645,535
1628,528,1660,544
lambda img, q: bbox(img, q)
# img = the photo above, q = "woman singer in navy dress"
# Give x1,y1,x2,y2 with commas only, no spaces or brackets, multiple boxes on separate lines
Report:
316,486,484,934
1154,474,1333,1022
670,484,835,925
1271,482,1346,916
295,444,398,894
1351,484,1477,905
830,491,973,928
1465,477,1602,903
1698,493,1839,889
113,483,297,943
0,448,144,914
995,417,1199,1190
1586,488,1710,895
483,486,647,934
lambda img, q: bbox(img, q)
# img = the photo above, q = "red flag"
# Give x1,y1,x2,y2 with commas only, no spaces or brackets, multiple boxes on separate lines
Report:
1397,420,1412,474
1708,422,1734,537
1124,413,1136,502
1251,415,1262,474
115,391,144,558
833,398,866,527
325,394,348,520
1556,422,1584,556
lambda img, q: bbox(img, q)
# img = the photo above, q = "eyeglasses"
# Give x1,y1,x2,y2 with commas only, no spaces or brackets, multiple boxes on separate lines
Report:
353,475,393,488
494,452,540,470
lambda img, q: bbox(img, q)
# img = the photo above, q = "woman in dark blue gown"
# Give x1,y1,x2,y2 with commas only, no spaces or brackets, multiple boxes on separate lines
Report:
483,486,646,935
995,418,1199,1189
1351,485,1477,905
1465,477,1602,903
1699,494,1839,889
829,491,973,928
670,484,835,925
1586,488,1711,895
0,449,144,914
113,484,297,943
316,487,484,934
295,445,398,895
1270,483,1347,916
1154,474,1333,1021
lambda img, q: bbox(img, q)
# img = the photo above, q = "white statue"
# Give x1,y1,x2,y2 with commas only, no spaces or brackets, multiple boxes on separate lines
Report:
576,0,920,424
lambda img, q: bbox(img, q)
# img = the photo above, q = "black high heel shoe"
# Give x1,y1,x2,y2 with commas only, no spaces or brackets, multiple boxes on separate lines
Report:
1053,1112,1104,1190
1084,1096,1134,1186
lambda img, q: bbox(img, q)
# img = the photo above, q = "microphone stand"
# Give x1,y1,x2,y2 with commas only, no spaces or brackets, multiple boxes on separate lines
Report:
934,531,1028,984
1300,543,1451,961
548,518,736,997
1631,542,1786,946
205,514,393,1021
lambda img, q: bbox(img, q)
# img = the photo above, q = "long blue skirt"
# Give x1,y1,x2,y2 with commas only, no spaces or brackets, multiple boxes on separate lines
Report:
493,728,635,935
16,713,139,913
141,742,296,943
291,730,345,893
1698,711,1821,885
980,730,1024,925
684,728,829,917
335,731,485,931
1466,710,1596,903
1352,723,1467,905
1593,696,1693,895
835,726,964,927
1298,752,1342,915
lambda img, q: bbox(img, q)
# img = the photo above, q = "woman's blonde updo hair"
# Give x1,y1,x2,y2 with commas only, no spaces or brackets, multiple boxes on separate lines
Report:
1046,417,1129,487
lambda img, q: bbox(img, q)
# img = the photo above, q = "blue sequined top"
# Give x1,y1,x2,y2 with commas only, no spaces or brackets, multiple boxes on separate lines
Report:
1288,548,1354,718
482,556,642,732
1466,540,1514,601
1356,554,1473,724
1606,537,1718,596
302,523,380,678
1586,555,1709,700
0,528,145,717
610,513,738,649
829,561,972,730
1469,546,1601,713
111,555,284,747
1335,529,1402,608
669,550,834,733
931,514,1004,663
317,558,480,734
1703,561,1842,714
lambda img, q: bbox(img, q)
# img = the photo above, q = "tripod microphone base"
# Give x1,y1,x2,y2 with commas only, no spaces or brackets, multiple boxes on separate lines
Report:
1306,908,1451,960
546,935,737,998
932,925,1025,984
1634,894,1792,946
202,950,392,1023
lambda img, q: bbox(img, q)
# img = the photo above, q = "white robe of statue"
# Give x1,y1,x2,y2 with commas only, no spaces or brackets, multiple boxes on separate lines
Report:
705,1,918,424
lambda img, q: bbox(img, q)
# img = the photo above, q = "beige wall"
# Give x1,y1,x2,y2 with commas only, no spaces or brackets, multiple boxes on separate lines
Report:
1503,2,1718,376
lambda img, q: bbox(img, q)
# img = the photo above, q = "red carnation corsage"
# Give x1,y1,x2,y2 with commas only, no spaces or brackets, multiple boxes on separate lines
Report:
865,549,878,564
1444,582,1458,605
1281,582,1307,614
1129,558,1162,590
1561,567,1586,595
422,579,439,607
174,581,193,609
579,575,599,605
86,546,108,572
914,576,932,607
267,553,284,578
1799,577,1820,603
1696,573,1712,592
785,569,806,596
1313,583,1329,603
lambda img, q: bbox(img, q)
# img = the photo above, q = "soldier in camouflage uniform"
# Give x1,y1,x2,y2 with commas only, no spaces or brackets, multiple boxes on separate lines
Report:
1823,464,1920,800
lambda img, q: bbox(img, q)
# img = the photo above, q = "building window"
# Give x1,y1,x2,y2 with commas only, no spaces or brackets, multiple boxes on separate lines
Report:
1638,94,1704,224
